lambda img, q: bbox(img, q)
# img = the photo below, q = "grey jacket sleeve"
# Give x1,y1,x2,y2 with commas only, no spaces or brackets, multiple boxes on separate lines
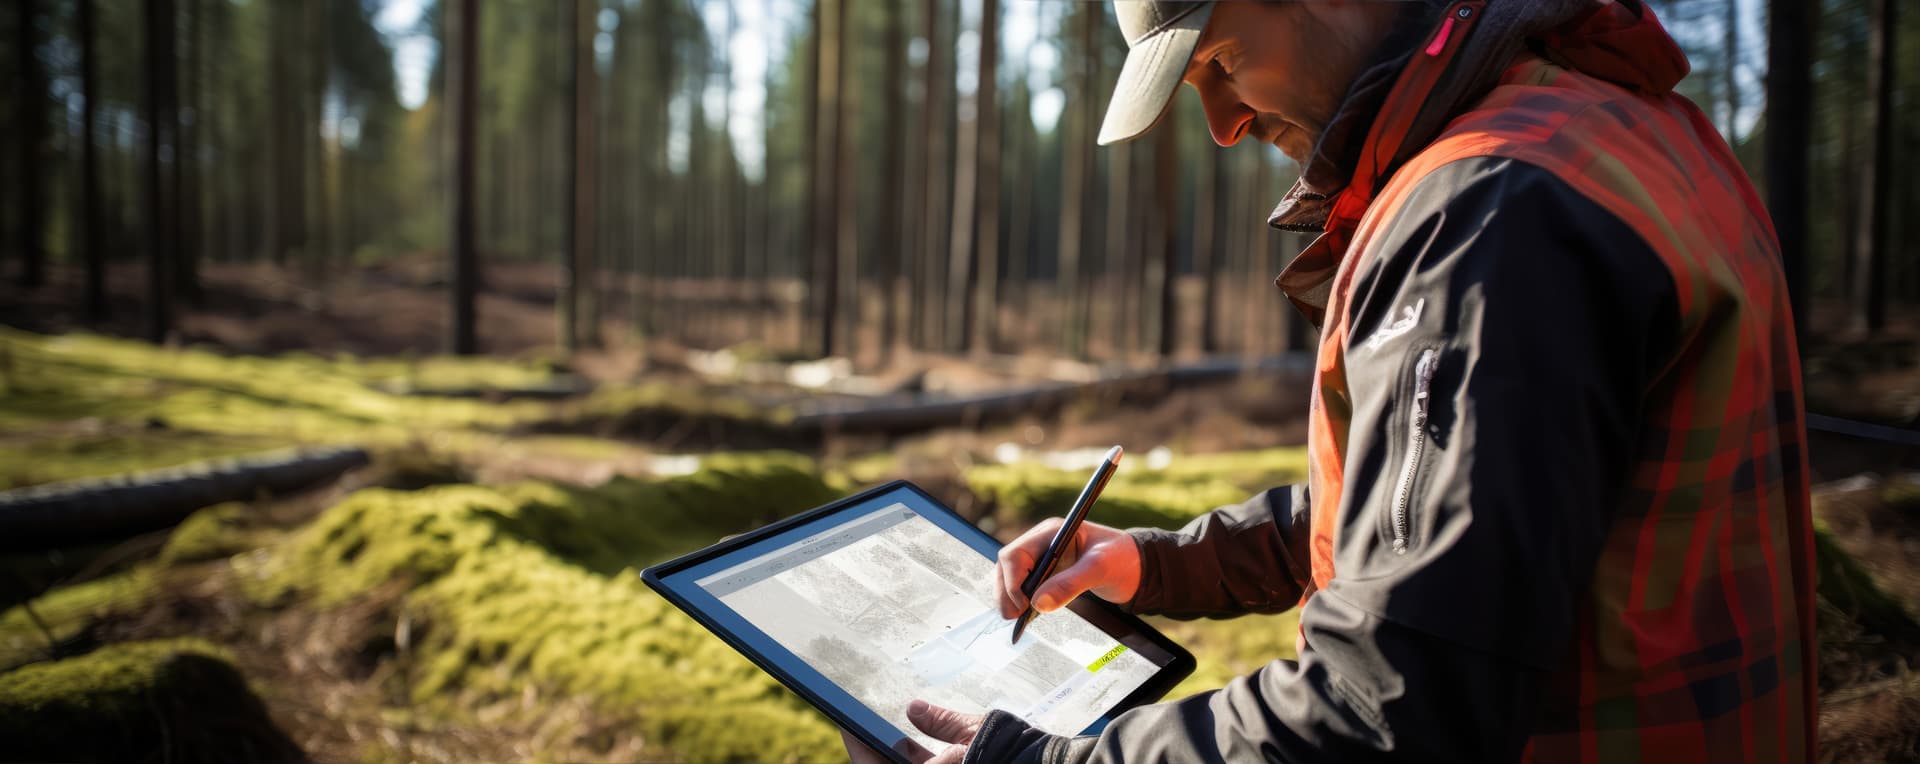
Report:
963,157,1677,764
1122,484,1312,619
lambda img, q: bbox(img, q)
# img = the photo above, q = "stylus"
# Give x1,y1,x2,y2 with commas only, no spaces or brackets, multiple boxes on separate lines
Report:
1011,445,1123,645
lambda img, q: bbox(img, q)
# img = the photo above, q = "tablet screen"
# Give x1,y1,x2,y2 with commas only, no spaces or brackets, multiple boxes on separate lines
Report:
691,499,1168,754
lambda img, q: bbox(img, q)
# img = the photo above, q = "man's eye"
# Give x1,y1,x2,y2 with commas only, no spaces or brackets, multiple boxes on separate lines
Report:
1211,52,1235,80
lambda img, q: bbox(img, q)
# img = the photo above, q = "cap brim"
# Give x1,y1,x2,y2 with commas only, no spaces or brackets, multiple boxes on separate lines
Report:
1097,4,1212,146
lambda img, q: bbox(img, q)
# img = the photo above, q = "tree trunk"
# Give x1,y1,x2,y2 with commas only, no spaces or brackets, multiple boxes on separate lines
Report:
16,0,44,288
1153,114,1179,359
1838,18,1862,300
1057,4,1095,359
1852,0,1895,334
79,0,104,320
968,0,1002,357
1104,143,1134,360
1194,139,1223,354
831,0,858,362
877,0,908,366
307,0,329,277
1765,0,1814,338
561,0,599,354
146,0,178,344
919,0,953,352
812,0,845,359
0,447,370,552
265,1,304,266
945,4,982,355
176,0,202,305
449,0,480,355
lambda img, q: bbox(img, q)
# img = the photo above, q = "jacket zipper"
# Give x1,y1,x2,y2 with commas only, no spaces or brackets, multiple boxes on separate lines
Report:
1392,349,1439,555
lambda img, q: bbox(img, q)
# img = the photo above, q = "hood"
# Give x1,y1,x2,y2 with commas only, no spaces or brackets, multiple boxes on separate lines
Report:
1268,0,1690,233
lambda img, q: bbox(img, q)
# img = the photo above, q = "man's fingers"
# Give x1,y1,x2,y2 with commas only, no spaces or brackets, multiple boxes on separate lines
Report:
906,699,982,746
1030,555,1103,612
997,519,1068,618
842,728,931,764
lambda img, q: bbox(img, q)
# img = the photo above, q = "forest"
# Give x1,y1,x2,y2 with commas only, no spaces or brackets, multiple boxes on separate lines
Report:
2,0,1919,761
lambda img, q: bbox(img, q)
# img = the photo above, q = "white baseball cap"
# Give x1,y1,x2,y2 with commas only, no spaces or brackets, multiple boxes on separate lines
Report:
1098,1,1216,145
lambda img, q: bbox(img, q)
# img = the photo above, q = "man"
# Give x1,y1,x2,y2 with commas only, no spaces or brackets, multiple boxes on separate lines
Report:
846,0,1815,761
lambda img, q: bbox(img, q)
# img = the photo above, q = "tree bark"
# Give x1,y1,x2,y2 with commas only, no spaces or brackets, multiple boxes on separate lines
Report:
0,447,370,552
831,0,858,361
561,0,600,353
265,1,305,266
1194,138,1223,354
919,0,954,352
79,0,104,320
307,0,329,277
449,0,480,355
1057,4,1095,359
1153,112,1179,359
1765,0,1814,339
146,0,178,344
968,0,1002,357
1104,142,1134,360
1852,0,1895,334
877,0,908,366
16,0,44,288
812,0,846,358
176,0,202,305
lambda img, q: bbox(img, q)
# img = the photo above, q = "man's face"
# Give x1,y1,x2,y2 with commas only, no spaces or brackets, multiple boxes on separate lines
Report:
1179,2,1401,161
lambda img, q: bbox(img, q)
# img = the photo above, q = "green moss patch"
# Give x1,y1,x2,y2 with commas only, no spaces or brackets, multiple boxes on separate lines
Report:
160,503,265,566
241,453,848,762
0,426,290,490
0,328,777,460
0,638,300,763
967,448,1308,530
1,568,157,669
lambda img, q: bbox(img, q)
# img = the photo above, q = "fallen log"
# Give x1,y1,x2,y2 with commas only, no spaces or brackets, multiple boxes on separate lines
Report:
787,354,1315,434
0,446,370,551
377,375,593,401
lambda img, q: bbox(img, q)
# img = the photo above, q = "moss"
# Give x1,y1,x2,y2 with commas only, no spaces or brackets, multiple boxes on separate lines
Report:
1815,525,1920,644
1,569,157,669
159,503,262,565
243,453,848,762
967,448,1308,530
0,428,290,490
0,329,788,480
0,638,300,762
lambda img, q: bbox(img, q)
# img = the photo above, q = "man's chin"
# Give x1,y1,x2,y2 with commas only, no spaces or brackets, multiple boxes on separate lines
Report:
1271,128,1311,164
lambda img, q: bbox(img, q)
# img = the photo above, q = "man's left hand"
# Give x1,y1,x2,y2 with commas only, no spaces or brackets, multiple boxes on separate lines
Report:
841,699,985,764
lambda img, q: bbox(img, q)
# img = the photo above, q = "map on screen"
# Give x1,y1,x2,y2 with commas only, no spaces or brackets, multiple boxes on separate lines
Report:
695,502,1160,752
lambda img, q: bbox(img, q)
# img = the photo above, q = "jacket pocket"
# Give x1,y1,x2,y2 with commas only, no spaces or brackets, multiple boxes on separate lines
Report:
1390,347,1440,555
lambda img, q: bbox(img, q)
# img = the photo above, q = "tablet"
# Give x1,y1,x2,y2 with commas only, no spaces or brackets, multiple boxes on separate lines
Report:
642,480,1194,762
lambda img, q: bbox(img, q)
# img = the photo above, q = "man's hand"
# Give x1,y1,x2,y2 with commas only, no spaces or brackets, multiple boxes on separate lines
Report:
841,700,985,764
995,517,1143,618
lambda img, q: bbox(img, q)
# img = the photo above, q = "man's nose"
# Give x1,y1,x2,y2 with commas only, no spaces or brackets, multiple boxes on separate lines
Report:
1191,77,1253,147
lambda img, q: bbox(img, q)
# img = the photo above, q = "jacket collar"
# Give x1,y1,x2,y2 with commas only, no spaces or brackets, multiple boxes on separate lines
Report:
1272,0,1687,326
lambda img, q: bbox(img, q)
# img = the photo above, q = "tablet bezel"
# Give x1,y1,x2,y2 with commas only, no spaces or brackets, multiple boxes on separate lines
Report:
641,479,1196,763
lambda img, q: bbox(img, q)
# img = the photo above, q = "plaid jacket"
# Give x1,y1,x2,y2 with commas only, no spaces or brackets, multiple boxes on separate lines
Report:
968,2,1815,763
1290,2,1818,761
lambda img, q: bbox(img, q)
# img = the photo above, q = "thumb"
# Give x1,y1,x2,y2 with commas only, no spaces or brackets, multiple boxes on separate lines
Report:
906,700,980,745
1030,556,1103,613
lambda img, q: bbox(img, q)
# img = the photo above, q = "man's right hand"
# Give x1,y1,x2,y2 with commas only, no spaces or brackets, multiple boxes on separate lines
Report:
994,517,1143,618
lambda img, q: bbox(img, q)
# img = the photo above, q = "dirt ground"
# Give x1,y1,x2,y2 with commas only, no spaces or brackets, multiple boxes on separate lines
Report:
7,260,1920,760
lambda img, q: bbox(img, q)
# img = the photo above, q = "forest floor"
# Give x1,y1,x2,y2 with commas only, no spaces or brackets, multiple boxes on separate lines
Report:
2,261,1919,761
